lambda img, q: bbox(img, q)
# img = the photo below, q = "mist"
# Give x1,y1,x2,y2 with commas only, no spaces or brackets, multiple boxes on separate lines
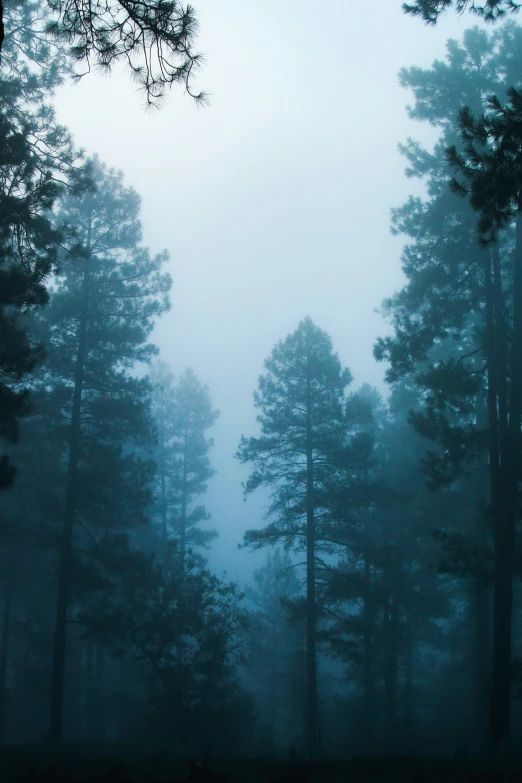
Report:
3,0,522,779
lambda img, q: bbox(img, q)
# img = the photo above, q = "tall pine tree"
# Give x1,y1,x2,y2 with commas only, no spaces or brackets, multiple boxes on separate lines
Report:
237,316,352,760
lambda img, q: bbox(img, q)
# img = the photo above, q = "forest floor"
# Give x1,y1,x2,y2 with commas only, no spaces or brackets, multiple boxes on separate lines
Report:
1,745,522,783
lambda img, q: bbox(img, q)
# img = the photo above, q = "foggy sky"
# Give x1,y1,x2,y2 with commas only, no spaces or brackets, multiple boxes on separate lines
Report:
53,1,489,583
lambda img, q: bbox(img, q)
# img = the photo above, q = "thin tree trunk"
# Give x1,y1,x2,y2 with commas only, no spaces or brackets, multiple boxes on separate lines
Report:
484,248,502,552
95,643,105,741
180,420,188,567
490,212,522,749
474,582,491,754
86,638,96,741
403,618,415,752
305,370,317,761
117,654,129,740
483,244,504,751
384,551,399,755
159,404,169,581
473,374,491,756
268,611,278,751
176,419,189,667
0,564,14,746
362,550,376,753
49,220,92,746
491,242,509,450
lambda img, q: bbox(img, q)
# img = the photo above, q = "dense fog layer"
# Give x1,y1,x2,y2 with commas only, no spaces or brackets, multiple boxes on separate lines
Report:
3,0,522,772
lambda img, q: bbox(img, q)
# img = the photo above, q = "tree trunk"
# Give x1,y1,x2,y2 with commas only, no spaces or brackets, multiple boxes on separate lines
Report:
305,371,317,761
0,564,14,746
180,420,188,567
268,612,278,752
95,643,106,741
362,550,376,753
403,611,415,753
176,420,190,666
117,654,129,740
483,244,505,751
159,405,169,581
49,221,92,746
474,581,491,754
489,212,522,750
384,553,399,755
86,638,96,741
473,375,491,756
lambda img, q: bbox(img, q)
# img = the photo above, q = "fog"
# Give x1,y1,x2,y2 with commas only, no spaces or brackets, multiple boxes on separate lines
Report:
6,0,522,771
53,2,480,582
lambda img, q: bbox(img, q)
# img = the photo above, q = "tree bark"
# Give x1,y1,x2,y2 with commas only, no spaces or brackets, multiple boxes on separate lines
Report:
49,219,92,746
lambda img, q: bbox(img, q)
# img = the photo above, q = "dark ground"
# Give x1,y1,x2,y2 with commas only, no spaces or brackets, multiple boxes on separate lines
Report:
1,746,522,783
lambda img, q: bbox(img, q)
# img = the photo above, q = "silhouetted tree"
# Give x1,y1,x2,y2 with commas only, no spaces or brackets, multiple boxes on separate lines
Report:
0,1,79,488
447,84,522,750
0,0,205,106
44,157,171,745
237,316,352,760
403,0,521,24
372,24,522,751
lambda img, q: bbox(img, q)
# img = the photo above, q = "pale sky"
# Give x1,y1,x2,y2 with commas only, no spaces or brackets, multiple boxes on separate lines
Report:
53,1,489,583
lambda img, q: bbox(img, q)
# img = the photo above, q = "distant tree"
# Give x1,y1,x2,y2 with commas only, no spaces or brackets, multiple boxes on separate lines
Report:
150,361,177,575
169,368,219,566
236,316,352,760
150,363,218,571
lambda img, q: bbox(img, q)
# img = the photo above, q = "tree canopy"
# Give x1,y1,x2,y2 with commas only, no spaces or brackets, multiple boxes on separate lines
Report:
0,0,205,106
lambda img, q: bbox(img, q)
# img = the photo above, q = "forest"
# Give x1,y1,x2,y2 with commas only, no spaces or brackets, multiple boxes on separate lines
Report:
3,0,522,781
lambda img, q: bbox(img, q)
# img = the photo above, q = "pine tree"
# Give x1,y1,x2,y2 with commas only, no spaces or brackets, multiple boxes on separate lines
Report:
236,316,352,760
42,156,171,745
447,84,522,750
373,25,522,750
0,0,205,107
150,363,218,571
403,0,521,24
0,0,78,488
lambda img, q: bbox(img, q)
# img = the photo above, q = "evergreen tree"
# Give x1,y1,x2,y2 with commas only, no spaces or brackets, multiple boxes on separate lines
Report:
150,363,218,571
88,542,252,754
447,83,522,750
373,24,522,751
0,0,79,488
236,316,352,760
41,156,171,745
